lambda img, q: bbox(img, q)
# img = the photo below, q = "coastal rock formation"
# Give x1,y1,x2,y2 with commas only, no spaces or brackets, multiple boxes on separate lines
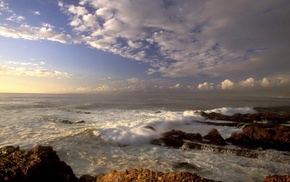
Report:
0,146,78,182
0,145,289,182
151,129,224,148
95,168,217,182
263,174,290,182
226,124,290,151
203,128,226,146
201,111,290,124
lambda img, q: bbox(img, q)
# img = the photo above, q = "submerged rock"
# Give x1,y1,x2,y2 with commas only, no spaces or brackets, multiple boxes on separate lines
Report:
0,145,78,182
173,162,201,171
95,168,217,182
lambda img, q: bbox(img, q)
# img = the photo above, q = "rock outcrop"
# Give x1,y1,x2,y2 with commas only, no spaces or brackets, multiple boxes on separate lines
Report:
201,111,290,124
95,168,217,182
226,124,290,151
0,145,289,182
263,174,290,182
0,146,78,182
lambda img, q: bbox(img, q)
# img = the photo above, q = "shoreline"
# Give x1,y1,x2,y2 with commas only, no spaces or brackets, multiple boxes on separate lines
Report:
1,111,290,181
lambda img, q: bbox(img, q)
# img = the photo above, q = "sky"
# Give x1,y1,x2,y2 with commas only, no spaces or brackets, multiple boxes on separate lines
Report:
0,0,290,93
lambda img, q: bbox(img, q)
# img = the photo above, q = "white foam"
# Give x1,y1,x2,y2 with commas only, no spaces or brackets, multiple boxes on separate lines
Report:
205,107,257,116
96,126,160,146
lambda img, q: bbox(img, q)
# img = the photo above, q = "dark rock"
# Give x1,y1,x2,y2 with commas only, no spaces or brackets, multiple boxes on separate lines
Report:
144,125,156,131
173,162,201,171
76,111,91,114
263,174,290,182
95,168,217,182
155,111,162,113
0,145,78,182
201,111,290,124
203,128,226,146
79,174,95,182
226,124,290,151
162,130,186,140
76,120,86,124
161,137,185,148
184,142,260,159
61,119,85,124
184,133,203,142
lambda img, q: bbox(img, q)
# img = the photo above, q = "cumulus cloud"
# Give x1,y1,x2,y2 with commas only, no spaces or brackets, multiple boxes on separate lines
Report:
197,82,214,90
0,61,71,78
219,79,234,90
239,78,256,88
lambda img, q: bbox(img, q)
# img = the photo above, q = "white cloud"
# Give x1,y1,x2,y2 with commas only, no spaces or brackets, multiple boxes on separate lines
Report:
239,78,256,88
219,79,234,90
0,61,71,78
31,10,40,16
197,82,214,90
56,0,290,80
6,14,25,22
0,24,71,44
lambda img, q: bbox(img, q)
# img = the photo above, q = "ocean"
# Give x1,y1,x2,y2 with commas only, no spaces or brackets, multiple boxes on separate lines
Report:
0,92,290,181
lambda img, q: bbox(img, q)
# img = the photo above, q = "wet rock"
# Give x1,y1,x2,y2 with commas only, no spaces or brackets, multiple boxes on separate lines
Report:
76,111,91,114
203,128,226,146
61,119,85,124
155,111,162,113
201,111,290,124
184,142,259,159
184,133,203,142
226,124,290,151
0,145,78,182
95,168,217,182
76,120,86,124
263,174,290,182
144,125,156,131
173,162,201,171
162,130,186,140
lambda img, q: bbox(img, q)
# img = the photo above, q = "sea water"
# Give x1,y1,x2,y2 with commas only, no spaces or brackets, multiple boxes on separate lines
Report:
0,92,290,181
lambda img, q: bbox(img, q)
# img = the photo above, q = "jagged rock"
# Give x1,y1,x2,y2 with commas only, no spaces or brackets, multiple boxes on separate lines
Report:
0,145,78,182
263,174,290,182
203,128,226,146
226,124,290,151
95,168,217,182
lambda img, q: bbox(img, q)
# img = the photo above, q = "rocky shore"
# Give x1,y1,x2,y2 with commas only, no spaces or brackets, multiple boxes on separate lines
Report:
1,111,290,181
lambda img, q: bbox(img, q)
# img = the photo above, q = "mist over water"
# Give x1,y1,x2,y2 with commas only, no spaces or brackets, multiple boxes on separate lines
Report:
0,92,290,181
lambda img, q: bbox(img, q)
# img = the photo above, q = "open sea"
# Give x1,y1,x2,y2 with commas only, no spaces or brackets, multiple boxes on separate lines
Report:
0,92,290,181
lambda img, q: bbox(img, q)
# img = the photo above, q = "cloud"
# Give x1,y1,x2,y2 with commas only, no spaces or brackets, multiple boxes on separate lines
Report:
0,24,71,43
219,79,234,90
197,82,214,90
56,0,290,80
30,10,40,15
0,61,71,78
0,1,71,44
239,78,256,88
